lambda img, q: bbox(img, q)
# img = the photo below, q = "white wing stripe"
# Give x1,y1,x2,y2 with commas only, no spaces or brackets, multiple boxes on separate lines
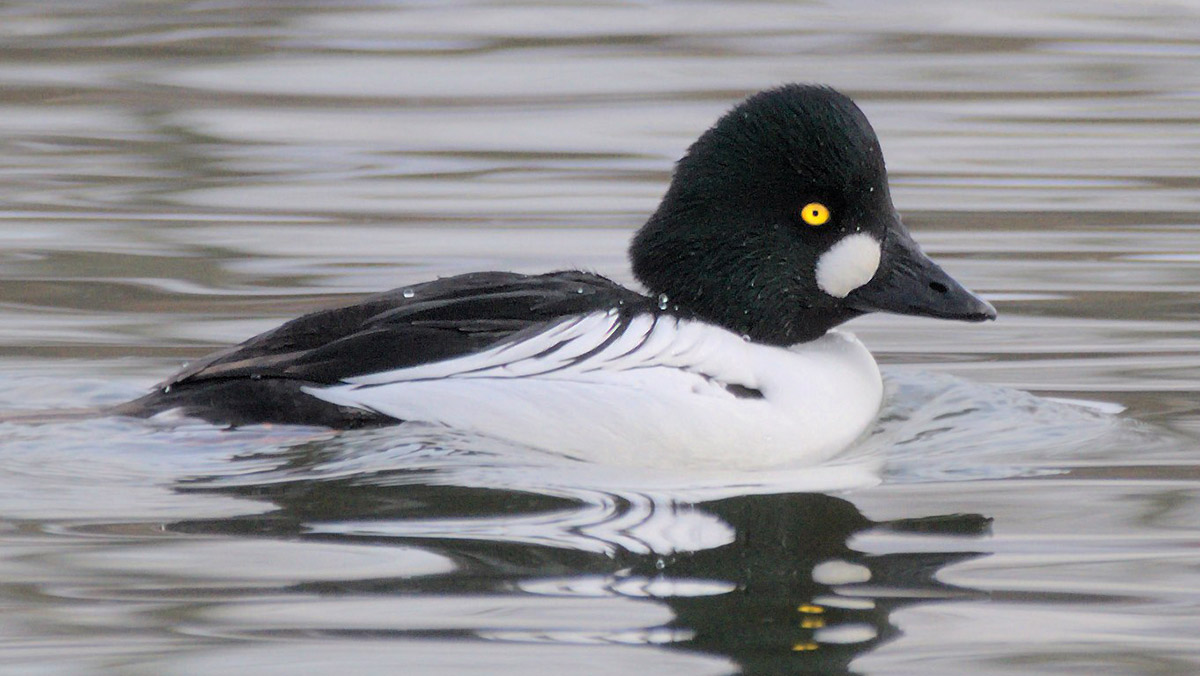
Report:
336,310,758,390
344,311,632,385
464,313,625,379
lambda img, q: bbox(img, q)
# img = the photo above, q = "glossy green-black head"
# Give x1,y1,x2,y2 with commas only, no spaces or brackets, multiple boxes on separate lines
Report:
630,84,995,345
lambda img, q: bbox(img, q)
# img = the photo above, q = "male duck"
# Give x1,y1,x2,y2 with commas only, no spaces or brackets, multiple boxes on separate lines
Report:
118,85,995,468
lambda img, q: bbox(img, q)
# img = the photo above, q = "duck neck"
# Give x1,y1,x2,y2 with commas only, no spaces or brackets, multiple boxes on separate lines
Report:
629,211,857,346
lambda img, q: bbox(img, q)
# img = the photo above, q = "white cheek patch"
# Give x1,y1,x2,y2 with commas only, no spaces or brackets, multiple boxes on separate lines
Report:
815,233,882,298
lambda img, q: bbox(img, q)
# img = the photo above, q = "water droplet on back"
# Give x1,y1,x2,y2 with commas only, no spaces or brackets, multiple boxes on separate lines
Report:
402,288,415,299
657,293,670,310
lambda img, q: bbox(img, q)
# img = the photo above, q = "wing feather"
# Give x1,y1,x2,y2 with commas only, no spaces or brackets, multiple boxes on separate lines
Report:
163,270,652,387
326,310,738,389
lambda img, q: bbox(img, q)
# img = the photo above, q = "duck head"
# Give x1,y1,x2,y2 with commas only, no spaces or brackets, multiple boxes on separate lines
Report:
630,84,995,345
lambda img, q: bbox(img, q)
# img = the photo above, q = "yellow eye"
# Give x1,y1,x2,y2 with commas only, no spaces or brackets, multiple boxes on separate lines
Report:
801,202,830,226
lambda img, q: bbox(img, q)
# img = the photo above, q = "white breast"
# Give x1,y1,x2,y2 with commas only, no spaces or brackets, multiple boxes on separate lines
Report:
305,312,883,469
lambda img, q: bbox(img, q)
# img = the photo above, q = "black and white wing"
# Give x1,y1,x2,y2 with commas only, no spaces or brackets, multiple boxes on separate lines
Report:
116,270,654,427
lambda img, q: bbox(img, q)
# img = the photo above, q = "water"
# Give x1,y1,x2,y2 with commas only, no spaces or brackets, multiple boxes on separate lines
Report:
3,1,1200,673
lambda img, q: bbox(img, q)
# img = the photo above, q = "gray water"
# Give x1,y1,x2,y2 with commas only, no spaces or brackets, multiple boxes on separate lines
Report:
3,2,1200,674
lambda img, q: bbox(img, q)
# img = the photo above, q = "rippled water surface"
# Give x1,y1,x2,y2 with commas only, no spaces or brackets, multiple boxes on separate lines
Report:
3,2,1200,674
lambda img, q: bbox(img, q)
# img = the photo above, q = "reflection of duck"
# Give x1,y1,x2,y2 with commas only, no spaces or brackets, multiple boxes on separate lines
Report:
174,468,989,674
121,85,993,468
643,493,989,674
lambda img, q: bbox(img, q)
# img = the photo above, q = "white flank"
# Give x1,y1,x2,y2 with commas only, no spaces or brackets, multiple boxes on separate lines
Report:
815,233,882,298
305,312,883,469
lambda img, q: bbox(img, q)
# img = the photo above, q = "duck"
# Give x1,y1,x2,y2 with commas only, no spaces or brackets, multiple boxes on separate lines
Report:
115,84,995,468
